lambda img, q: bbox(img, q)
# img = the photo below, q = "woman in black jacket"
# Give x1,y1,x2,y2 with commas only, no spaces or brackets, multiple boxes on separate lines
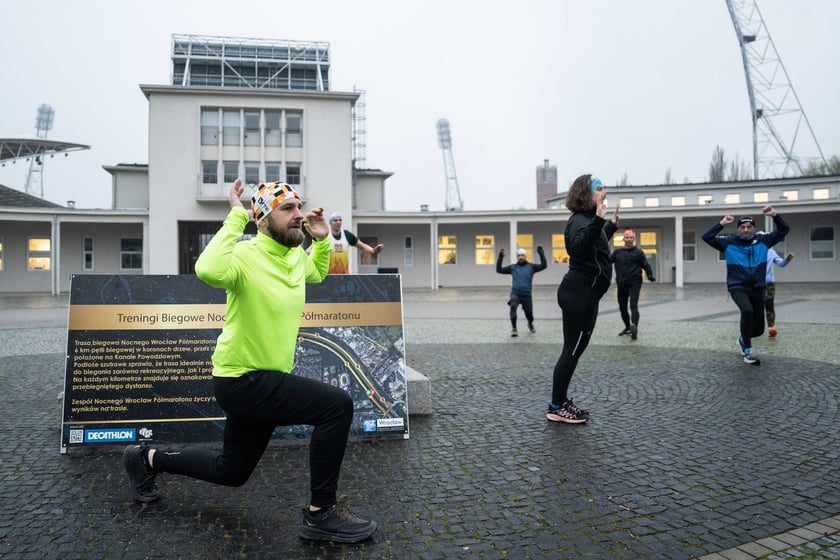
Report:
547,174,618,424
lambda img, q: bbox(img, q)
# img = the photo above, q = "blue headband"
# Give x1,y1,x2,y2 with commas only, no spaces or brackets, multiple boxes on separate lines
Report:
590,177,603,192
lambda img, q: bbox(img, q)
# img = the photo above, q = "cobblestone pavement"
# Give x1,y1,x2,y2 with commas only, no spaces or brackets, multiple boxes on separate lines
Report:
0,284,838,559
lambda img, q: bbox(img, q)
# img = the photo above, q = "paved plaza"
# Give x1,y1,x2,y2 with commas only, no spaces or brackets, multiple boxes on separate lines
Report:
0,283,838,559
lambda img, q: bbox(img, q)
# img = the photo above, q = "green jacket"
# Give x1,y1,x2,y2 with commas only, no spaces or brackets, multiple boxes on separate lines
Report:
195,206,331,377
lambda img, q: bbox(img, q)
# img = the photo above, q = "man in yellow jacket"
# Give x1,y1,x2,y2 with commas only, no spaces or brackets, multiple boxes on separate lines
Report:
122,179,376,544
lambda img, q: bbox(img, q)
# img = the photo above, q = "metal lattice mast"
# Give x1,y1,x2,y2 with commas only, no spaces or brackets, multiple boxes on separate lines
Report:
25,104,54,198
352,86,367,169
436,119,463,211
726,0,827,178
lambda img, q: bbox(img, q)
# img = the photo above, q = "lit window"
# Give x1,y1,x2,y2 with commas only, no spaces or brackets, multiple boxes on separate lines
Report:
683,230,696,262
698,195,713,205
724,194,740,204
201,109,219,145
551,233,569,264
810,226,835,260
813,188,829,200
0,237,4,270
438,236,457,265
782,190,798,201
753,192,769,203
671,196,686,206
27,238,51,271
475,235,495,265
286,112,302,147
83,237,94,271
121,238,143,270
619,198,634,208
516,234,533,260
645,197,660,207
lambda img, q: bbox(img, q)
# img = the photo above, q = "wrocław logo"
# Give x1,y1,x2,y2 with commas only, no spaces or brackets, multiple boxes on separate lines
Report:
84,428,136,443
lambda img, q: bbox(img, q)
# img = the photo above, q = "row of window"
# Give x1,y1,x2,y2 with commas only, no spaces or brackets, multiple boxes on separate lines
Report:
0,237,142,272
201,161,301,186
616,188,830,209
436,227,836,266
201,108,302,148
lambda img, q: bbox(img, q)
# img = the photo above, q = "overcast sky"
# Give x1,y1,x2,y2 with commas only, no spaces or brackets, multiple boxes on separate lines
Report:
1,0,838,211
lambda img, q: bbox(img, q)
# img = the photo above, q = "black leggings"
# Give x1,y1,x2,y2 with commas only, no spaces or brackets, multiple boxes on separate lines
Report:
764,282,777,326
616,283,642,327
152,371,353,508
730,288,766,350
551,279,605,405
508,294,534,328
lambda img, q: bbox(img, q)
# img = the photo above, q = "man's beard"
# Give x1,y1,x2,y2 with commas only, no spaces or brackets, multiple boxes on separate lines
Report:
265,220,304,247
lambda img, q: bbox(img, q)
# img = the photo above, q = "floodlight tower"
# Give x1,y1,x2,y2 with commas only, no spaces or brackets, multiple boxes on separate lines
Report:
726,0,827,178
436,118,463,211
25,104,54,198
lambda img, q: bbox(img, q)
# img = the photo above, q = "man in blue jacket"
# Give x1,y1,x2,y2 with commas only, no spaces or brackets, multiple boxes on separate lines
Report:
496,246,547,336
702,205,789,365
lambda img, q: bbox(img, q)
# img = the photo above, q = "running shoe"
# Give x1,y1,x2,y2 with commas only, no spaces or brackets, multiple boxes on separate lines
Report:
528,323,536,334
743,351,761,365
618,327,632,336
299,497,377,543
546,401,588,424
510,328,518,338
123,444,160,503
630,324,638,340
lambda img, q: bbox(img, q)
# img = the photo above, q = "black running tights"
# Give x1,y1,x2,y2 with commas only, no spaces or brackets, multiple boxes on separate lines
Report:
152,370,353,508
730,288,766,349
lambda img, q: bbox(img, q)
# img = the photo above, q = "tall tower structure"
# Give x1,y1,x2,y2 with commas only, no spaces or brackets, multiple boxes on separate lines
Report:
352,86,367,169
726,0,827,178
436,119,463,212
536,159,557,209
24,104,54,198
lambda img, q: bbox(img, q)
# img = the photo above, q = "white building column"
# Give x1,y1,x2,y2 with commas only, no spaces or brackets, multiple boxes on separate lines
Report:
674,215,684,288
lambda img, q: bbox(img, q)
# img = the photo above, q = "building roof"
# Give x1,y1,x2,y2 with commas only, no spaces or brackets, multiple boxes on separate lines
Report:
0,184,65,208
0,138,90,163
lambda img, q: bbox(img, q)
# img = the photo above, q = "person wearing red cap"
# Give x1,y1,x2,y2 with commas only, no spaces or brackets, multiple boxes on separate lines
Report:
701,205,790,366
122,179,377,543
611,229,655,340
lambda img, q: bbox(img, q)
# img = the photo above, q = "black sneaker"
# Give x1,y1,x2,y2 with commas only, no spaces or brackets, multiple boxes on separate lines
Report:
510,328,518,337
630,324,638,340
546,400,589,424
618,327,632,336
528,323,536,334
300,497,377,543
123,444,160,503
562,398,590,418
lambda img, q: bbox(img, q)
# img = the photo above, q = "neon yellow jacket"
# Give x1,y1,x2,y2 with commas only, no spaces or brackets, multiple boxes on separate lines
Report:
195,206,331,377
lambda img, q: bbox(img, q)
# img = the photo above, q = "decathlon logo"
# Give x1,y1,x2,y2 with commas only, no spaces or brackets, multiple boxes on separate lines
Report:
84,428,136,443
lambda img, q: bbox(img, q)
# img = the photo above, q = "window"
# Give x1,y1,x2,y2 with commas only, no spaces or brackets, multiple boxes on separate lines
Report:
619,198,634,209
201,109,219,145
27,238,51,271
265,111,282,146
286,112,302,147
83,237,94,270
698,194,713,205
671,196,686,206
404,236,414,267
753,192,769,203
223,110,240,146
551,233,569,264
781,190,798,201
682,230,696,262
244,161,260,185
265,163,281,182
438,236,457,265
645,197,660,208
813,188,829,200
244,111,260,146
516,233,533,260
475,235,495,265
223,161,239,183
724,193,741,204
286,164,301,186
202,161,218,184
0,237,4,270
810,226,835,260
360,237,380,266
121,238,143,270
